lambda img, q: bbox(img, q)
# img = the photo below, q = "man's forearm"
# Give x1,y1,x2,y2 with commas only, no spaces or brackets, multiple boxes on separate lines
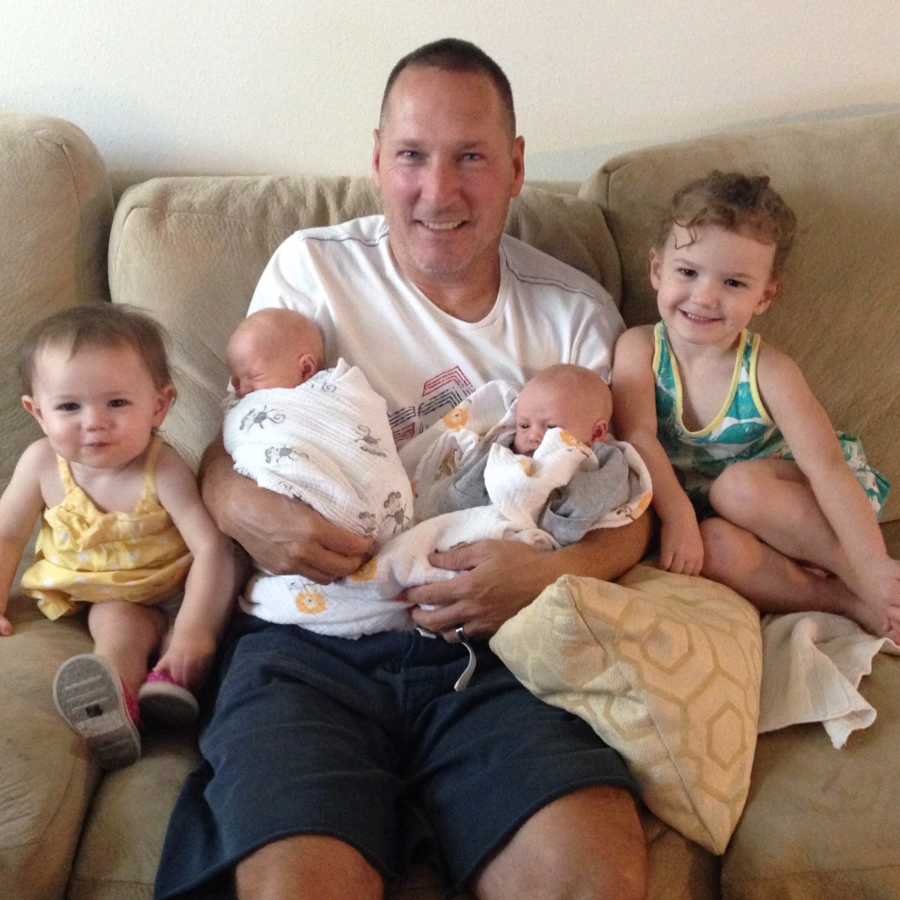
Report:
545,510,652,585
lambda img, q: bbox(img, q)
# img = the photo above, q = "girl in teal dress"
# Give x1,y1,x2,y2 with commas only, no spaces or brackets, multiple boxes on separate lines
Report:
612,171,897,642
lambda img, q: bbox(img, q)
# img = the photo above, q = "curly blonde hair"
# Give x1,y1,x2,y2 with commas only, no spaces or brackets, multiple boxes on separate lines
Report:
656,170,797,276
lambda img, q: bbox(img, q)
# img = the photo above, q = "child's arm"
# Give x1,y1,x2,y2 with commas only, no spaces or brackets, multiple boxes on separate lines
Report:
612,327,704,575
759,347,900,614
0,441,52,635
152,445,240,691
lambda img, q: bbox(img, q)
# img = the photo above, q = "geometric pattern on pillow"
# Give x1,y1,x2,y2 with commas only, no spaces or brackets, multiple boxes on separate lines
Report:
489,564,762,854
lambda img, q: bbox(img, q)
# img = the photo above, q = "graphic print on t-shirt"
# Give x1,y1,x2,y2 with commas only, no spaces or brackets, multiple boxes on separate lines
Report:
388,366,475,446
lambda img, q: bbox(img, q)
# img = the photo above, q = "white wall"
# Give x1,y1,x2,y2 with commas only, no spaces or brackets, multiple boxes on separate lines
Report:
4,1,900,190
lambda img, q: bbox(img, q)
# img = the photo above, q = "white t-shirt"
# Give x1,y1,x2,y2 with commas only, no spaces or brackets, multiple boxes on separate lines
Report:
248,214,624,446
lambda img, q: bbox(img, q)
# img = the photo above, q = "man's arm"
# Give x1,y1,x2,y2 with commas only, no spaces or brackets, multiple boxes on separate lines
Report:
406,510,652,638
200,436,373,583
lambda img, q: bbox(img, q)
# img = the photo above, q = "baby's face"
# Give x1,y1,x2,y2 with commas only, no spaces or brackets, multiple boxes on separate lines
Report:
227,328,309,398
513,379,610,455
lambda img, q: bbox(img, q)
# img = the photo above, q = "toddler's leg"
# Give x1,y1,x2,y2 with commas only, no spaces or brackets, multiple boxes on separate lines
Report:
708,459,853,583
52,602,164,769
88,600,168,697
700,516,890,637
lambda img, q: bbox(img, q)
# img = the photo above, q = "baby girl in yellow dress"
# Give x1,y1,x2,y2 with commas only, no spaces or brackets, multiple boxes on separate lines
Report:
0,305,236,768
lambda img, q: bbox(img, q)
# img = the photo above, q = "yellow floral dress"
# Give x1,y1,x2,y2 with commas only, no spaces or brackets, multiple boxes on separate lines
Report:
21,437,192,620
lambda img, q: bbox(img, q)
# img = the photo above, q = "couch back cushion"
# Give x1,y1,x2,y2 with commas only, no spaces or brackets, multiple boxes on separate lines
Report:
580,111,900,523
108,177,620,466
0,114,113,491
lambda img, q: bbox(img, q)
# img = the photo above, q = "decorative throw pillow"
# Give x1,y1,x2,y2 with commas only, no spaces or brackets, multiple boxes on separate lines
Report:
489,564,762,854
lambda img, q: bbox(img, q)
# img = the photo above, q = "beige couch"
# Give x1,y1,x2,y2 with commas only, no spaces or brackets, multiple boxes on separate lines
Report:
1,110,898,900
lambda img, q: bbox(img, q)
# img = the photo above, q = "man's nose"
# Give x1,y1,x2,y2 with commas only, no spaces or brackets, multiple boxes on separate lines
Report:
422,159,460,205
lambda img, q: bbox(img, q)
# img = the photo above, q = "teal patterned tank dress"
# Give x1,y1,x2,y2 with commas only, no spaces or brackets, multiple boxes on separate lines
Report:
653,322,890,517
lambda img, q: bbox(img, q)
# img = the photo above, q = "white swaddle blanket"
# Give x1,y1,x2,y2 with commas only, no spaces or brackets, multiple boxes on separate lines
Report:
400,379,653,531
228,375,651,638
224,359,413,542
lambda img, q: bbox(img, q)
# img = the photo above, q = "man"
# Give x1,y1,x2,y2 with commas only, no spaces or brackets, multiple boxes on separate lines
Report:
156,38,650,900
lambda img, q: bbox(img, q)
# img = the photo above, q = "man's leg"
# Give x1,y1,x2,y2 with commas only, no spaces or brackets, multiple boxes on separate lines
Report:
410,640,645,900
154,618,405,900
235,835,383,900
474,786,646,900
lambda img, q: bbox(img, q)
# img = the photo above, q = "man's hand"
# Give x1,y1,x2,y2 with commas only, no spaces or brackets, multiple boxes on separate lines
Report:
202,439,373,582
230,489,374,582
407,514,652,639
407,540,553,639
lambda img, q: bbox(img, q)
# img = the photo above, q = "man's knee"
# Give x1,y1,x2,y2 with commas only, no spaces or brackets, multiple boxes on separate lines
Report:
235,834,384,900
475,786,647,900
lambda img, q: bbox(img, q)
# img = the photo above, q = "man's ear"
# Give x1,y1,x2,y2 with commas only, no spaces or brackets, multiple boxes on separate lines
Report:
591,419,609,444
297,354,319,386
371,128,383,181
510,135,526,199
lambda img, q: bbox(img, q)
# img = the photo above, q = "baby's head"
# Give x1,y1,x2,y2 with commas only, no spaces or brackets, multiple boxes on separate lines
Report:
514,364,612,456
19,304,176,466
654,170,797,277
227,309,325,398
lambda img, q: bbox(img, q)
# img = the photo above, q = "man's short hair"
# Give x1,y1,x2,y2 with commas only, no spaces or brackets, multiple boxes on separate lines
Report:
379,37,516,138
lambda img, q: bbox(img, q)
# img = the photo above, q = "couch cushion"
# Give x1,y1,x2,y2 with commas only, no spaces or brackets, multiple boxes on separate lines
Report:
580,112,900,523
108,177,620,467
722,653,900,899
491,567,762,855
0,603,95,900
0,114,113,492
65,732,200,900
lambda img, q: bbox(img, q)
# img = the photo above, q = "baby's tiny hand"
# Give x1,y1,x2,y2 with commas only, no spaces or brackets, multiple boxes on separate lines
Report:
0,613,13,636
660,513,704,577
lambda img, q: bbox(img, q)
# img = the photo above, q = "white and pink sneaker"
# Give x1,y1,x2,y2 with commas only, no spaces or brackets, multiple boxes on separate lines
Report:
138,670,199,726
53,654,142,770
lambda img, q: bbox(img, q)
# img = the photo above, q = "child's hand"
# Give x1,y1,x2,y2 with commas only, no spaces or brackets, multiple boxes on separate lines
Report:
852,557,900,643
0,612,13,636
660,509,704,576
154,627,218,693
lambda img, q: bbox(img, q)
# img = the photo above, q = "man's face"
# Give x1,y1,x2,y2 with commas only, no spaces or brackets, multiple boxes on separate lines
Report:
373,65,525,298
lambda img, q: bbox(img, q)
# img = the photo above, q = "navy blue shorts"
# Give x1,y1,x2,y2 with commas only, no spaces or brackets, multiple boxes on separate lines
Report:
155,613,639,898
